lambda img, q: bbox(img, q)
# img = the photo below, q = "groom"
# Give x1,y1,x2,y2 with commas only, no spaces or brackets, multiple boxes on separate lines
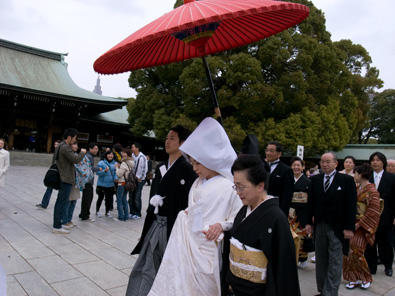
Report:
126,125,197,296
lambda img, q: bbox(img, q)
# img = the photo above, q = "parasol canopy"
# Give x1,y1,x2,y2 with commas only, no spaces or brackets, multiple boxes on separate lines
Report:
94,0,310,74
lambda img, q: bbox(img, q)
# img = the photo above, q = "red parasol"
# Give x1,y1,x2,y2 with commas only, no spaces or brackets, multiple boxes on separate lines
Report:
94,0,309,124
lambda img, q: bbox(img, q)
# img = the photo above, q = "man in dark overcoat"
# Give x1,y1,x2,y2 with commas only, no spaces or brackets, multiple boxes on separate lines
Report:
306,152,357,296
265,141,294,216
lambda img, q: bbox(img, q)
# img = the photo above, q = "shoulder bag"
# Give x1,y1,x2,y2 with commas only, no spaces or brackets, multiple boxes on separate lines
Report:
43,143,64,190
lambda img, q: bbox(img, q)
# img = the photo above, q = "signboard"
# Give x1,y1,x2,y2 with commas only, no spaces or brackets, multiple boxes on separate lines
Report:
77,132,89,142
97,134,114,144
297,145,304,160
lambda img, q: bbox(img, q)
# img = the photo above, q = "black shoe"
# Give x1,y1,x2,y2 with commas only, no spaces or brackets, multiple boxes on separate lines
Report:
36,204,46,209
385,269,393,277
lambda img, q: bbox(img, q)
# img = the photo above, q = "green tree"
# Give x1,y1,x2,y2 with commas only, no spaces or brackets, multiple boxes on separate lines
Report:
127,0,383,155
333,39,383,143
365,89,395,144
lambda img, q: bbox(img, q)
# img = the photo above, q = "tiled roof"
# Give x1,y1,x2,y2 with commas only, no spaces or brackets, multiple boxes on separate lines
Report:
0,38,126,107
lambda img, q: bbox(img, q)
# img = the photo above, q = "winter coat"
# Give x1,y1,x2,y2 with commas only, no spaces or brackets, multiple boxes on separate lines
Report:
96,159,118,188
56,141,85,185
116,157,135,183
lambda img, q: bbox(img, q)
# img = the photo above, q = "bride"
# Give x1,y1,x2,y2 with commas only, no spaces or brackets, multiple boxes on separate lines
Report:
148,117,242,296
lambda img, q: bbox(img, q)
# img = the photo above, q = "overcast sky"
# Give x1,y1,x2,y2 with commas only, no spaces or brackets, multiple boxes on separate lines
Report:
1,0,394,98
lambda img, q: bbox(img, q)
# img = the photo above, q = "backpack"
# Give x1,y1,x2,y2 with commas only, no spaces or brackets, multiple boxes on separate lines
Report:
124,160,138,192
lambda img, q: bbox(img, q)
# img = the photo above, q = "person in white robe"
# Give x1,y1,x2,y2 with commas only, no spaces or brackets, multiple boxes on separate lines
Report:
148,117,243,296
0,138,10,188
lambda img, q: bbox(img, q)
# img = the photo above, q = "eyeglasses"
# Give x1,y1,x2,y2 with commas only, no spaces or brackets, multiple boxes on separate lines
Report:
319,160,335,164
232,185,251,192
265,149,277,153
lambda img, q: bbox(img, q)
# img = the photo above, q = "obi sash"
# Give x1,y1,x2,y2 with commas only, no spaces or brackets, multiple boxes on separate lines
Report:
229,238,267,284
356,199,384,219
292,192,308,203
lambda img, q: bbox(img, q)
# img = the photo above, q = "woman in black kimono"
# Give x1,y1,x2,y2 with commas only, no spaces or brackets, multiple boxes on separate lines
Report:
289,157,312,268
225,155,300,296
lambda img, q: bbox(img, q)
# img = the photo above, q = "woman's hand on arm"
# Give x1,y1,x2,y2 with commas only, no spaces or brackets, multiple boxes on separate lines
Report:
203,223,223,241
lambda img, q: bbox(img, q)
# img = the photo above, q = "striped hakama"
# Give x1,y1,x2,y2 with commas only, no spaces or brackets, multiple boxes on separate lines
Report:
126,216,167,296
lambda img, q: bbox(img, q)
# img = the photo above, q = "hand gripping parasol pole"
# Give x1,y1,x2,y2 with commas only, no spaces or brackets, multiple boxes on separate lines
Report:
202,56,223,126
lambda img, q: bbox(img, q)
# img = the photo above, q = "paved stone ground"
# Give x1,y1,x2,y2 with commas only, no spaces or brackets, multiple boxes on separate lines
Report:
0,166,394,295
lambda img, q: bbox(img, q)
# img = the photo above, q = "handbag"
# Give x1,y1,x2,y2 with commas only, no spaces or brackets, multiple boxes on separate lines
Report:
43,143,64,190
146,171,153,180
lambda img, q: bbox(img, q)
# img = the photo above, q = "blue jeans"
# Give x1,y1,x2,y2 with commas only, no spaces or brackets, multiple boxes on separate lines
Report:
116,185,129,221
128,180,145,217
53,182,72,229
63,200,77,224
41,187,53,208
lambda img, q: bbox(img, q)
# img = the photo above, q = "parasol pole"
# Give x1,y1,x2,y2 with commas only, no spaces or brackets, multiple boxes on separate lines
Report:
202,56,223,126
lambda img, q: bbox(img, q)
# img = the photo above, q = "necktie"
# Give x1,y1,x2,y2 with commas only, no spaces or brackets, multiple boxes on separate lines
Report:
269,161,279,173
324,172,334,192
375,174,381,187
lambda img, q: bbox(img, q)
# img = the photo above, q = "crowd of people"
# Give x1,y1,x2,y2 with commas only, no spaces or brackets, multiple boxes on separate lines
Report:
33,129,151,234
0,119,394,296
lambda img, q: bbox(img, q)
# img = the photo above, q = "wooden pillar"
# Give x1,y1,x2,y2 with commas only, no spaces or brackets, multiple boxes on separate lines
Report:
7,112,16,150
46,116,54,153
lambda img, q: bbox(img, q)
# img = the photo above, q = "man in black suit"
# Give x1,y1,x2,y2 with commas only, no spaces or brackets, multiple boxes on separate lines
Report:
365,152,395,277
265,141,294,216
306,152,357,296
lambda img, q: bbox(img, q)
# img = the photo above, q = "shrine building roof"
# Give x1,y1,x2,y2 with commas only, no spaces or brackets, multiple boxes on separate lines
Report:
0,38,126,108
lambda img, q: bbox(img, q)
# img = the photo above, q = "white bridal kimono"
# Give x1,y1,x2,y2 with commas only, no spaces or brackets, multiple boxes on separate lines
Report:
148,175,242,296
0,148,10,188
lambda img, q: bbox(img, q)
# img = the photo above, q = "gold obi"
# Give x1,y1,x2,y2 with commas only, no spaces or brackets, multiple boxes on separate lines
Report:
356,202,366,219
356,199,384,219
292,192,308,203
229,243,268,284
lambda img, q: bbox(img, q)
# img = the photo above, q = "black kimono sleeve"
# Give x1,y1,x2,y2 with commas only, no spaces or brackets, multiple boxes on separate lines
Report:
268,213,301,296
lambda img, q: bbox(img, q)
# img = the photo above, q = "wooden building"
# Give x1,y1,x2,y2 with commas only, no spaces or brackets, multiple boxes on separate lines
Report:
0,38,142,153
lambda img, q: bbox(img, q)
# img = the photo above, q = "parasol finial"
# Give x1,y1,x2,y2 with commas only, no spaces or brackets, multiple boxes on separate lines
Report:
184,0,195,4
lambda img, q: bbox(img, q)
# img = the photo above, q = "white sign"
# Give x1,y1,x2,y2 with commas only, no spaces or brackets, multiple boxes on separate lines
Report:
297,145,304,160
